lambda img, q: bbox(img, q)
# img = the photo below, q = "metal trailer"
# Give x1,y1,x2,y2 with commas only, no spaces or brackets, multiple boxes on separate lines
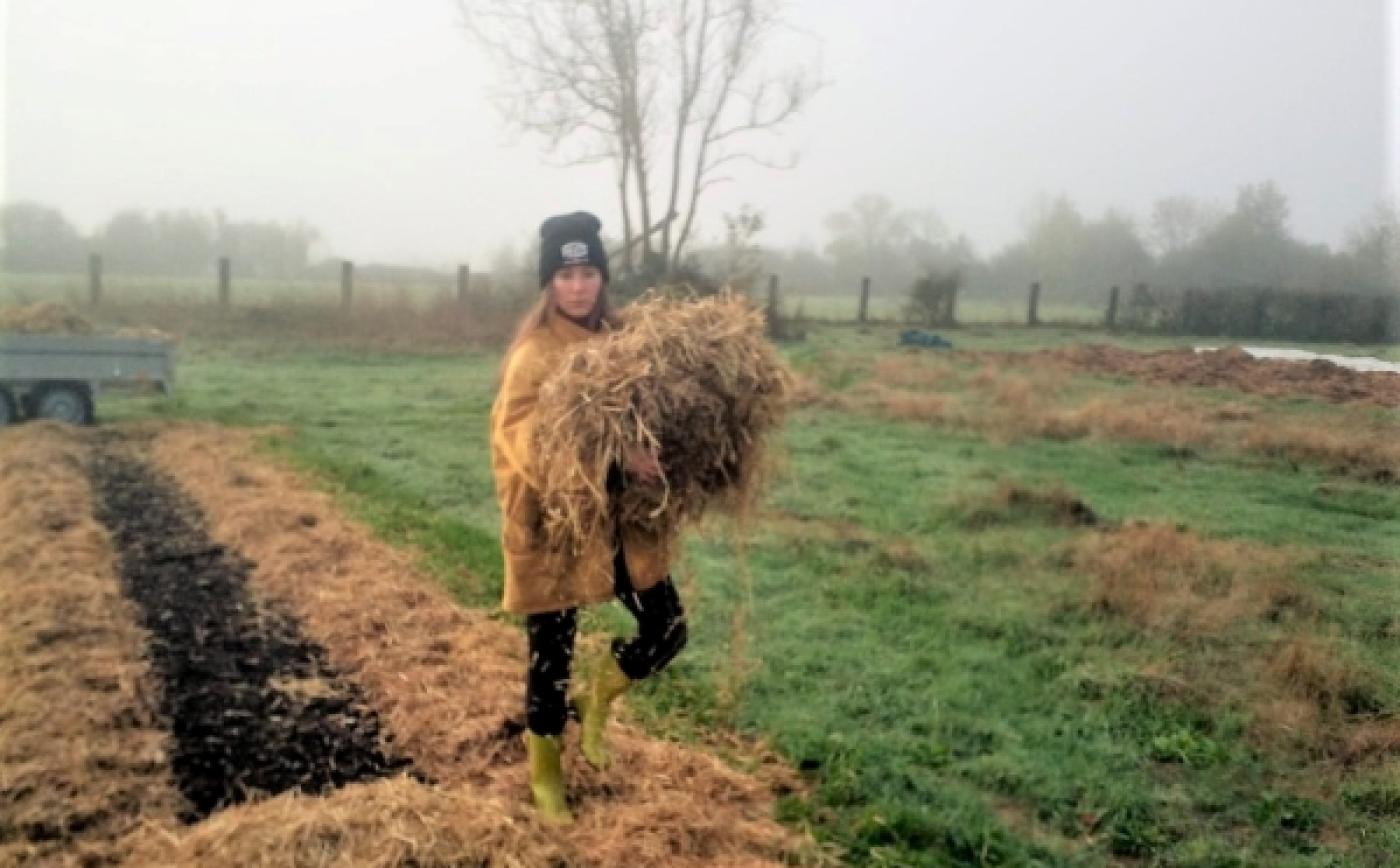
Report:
0,334,176,426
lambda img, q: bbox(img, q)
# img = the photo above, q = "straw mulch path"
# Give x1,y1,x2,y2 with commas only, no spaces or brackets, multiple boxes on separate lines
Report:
88,441,415,821
0,423,186,866
141,422,814,867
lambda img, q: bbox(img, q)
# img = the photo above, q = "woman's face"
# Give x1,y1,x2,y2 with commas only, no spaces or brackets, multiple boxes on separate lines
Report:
552,265,604,319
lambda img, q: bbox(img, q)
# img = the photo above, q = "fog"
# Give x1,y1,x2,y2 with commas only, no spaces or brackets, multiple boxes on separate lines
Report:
4,0,1396,269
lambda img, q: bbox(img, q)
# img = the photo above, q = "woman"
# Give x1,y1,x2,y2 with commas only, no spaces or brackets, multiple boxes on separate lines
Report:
489,211,688,825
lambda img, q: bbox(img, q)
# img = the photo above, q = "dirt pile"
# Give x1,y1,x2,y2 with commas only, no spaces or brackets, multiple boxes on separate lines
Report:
1018,343,1400,407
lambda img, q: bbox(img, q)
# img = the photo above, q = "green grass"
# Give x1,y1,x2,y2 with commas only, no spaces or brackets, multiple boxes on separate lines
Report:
100,324,1400,866
104,343,510,603
666,411,1398,866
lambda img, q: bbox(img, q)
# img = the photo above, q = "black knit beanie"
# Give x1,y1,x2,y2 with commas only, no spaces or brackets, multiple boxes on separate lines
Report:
538,211,609,289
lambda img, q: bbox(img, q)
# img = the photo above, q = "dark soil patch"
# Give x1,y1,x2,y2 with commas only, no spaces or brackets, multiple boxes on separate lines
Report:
1002,484,1100,526
87,444,413,821
962,483,1100,529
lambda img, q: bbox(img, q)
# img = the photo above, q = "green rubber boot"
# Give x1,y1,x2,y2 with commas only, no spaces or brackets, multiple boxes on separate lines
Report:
524,731,573,825
576,651,632,770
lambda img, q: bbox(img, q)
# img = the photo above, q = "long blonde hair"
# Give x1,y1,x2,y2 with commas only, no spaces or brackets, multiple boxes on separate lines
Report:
500,281,619,376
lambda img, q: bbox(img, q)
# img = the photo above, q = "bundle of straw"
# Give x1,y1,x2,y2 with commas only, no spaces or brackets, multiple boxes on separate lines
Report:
532,291,792,561
0,302,95,335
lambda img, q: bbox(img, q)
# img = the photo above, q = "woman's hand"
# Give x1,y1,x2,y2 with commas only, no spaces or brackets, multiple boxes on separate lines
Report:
623,446,663,483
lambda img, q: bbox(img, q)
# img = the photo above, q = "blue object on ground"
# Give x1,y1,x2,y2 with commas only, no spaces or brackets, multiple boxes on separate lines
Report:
898,329,953,349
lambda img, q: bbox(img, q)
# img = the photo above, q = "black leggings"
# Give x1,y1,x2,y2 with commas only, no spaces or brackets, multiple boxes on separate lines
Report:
525,545,688,736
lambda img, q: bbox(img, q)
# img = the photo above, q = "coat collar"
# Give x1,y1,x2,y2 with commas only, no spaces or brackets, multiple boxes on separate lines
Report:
546,309,607,346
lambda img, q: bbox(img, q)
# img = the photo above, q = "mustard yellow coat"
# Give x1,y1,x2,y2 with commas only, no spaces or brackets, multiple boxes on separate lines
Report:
489,311,674,615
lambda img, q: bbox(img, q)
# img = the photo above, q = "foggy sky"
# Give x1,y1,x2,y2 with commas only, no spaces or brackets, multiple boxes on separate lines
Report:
4,0,1396,268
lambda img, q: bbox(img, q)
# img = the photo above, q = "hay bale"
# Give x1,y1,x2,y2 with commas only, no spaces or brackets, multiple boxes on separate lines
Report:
0,303,175,342
532,292,792,561
0,302,95,335
111,325,176,341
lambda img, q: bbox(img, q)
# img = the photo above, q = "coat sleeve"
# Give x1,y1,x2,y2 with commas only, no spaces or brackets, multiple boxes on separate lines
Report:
494,340,548,492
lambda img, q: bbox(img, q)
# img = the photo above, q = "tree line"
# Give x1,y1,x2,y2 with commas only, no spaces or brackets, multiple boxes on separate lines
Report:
1,203,320,279
713,183,1398,305
6,181,1396,305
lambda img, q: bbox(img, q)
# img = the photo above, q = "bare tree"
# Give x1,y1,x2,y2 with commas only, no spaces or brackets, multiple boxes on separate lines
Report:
458,0,819,275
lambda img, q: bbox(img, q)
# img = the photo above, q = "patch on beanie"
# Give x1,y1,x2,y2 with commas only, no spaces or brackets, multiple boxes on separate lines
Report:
561,240,589,264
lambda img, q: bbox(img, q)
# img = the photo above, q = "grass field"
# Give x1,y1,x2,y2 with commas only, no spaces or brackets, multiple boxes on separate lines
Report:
98,324,1400,866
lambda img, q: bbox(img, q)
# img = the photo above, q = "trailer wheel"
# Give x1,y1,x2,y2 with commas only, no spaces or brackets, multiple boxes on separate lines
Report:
33,383,94,425
0,388,16,427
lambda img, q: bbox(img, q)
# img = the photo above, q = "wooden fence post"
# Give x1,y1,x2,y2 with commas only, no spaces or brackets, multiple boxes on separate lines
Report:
944,282,959,326
88,253,102,307
1028,281,1041,326
457,264,471,307
1105,285,1120,331
218,257,231,308
858,276,870,324
341,260,354,311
